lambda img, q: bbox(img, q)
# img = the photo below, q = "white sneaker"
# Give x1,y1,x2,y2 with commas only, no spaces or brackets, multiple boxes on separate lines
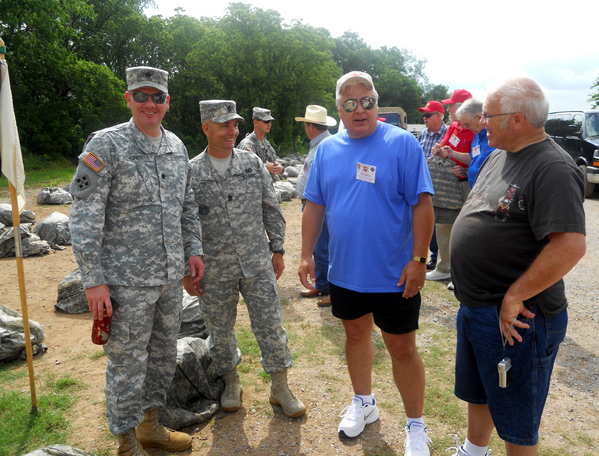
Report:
446,435,492,456
447,281,455,291
426,269,451,281
404,421,432,456
338,395,379,438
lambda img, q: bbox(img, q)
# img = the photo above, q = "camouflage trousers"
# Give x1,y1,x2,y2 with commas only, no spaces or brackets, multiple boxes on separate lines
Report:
103,281,182,435
200,267,293,376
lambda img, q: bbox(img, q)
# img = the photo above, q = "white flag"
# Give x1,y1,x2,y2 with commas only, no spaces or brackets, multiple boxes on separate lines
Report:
0,60,26,212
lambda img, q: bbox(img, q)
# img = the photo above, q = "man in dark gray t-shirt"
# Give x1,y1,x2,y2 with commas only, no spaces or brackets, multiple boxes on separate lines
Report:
449,77,586,456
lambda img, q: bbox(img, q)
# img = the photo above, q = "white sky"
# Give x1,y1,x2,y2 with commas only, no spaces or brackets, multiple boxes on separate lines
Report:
146,0,599,113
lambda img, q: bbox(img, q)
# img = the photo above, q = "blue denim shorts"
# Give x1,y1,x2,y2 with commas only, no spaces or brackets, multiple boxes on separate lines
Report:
454,303,567,446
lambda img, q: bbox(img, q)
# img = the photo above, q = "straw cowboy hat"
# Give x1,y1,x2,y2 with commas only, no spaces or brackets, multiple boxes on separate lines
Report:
295,105,337,127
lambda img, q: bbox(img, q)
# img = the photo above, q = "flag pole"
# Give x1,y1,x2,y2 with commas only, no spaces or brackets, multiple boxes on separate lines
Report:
1,38,38,414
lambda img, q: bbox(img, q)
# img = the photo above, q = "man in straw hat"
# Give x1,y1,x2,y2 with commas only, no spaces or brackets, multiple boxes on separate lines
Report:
183,100,306,418
295,105,337,307
69,66,203,455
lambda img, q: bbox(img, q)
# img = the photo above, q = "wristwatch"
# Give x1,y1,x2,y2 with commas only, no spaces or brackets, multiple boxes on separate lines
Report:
272,248,285,256
411,255,427,264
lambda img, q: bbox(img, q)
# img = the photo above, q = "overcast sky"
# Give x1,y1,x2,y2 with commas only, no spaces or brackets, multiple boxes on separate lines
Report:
147,0,599,113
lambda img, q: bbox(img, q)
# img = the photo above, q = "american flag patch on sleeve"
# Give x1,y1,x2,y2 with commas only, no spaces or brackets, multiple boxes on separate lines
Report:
82,152,105,172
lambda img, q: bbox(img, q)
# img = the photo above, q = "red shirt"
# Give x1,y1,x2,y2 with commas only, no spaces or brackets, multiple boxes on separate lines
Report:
442,122,475,168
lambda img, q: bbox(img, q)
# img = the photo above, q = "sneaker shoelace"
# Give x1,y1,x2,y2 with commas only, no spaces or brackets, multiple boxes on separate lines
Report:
406,423,432,451
445,434,462,455
338,397,364,421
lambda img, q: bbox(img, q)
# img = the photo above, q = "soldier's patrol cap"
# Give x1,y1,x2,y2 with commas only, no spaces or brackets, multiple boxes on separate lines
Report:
126,66,168,93
200,100,245,123
252,107,275,121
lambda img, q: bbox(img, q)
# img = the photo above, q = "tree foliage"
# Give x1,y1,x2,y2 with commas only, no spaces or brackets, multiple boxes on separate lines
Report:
0,0,447,160
589,75,599,109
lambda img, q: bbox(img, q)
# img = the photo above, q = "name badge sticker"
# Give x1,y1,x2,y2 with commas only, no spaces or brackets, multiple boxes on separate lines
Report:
356,162,376,184
449,134,460,148
472,145,481,157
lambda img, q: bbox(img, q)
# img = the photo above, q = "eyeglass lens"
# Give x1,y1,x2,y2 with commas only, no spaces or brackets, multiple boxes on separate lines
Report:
131,91,168,104
342,97,376,113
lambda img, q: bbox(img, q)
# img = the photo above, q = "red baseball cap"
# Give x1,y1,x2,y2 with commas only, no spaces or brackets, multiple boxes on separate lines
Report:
418,101,444,114
442,89,472,105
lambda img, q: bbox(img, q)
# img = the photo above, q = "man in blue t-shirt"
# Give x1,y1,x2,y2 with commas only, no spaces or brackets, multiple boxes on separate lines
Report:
299,71,435,456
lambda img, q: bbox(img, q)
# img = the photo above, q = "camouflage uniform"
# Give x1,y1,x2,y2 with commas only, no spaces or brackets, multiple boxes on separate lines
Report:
69,116,202,435
189,148,293,375
237,131,278,166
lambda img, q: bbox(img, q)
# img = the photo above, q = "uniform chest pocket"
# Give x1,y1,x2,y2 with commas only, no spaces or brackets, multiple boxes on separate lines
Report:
111,157,158,204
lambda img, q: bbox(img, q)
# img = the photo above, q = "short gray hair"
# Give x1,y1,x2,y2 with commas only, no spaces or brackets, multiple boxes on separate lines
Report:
487,77,549,129
456,98,483,120
336,83,379,109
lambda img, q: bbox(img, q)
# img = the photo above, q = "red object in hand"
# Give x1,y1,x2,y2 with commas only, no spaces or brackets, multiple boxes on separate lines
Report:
91,307,112,345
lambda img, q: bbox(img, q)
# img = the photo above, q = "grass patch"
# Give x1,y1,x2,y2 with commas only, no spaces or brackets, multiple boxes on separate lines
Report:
0,166,76,190
91,350,106,361
0,376,80,456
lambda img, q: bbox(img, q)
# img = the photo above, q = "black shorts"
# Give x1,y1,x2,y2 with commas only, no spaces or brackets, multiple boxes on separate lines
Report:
329,282,421,335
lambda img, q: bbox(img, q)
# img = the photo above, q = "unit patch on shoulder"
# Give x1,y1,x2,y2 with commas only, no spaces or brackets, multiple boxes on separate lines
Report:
83,152,105,172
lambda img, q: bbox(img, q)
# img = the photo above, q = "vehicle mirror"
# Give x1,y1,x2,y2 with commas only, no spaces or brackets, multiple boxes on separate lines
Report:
566,124,580,136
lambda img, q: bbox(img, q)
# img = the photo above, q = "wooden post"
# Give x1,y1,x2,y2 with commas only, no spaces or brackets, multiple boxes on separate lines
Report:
1,37,38,414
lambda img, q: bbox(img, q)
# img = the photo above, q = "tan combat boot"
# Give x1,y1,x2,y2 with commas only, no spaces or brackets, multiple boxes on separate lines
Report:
135,407,192,452
221,367,243,411
269,369,306,418
117,428,148,456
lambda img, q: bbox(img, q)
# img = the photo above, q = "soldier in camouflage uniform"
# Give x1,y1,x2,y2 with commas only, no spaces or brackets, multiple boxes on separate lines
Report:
183,100,305,418
69,67,204,456
237,107,283,181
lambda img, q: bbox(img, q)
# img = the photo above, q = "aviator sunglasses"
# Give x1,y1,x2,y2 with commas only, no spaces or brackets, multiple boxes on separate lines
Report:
130,91,168,104
342,97,377,113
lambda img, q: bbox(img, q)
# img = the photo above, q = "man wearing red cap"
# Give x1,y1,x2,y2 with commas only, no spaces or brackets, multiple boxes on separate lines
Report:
417,101,448,271
426,89,474,284
417,101,447,158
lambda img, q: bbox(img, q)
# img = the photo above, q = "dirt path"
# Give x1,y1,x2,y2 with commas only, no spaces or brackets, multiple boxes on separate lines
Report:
1,187,598,455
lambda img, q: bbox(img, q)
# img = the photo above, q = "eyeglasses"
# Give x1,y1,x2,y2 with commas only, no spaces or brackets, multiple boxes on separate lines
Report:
422,112,438,119
130,91,168,104
259,119,272,124
342,97,377,113
462,115,480,129
482,112,518,120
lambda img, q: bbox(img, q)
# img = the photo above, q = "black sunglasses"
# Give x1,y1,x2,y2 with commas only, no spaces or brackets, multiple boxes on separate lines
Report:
260,119,272,124
422,112,438,119
131,91,168,104
342,97,377,113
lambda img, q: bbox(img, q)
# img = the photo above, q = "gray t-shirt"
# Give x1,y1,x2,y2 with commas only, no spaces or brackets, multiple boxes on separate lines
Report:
450,138,585,317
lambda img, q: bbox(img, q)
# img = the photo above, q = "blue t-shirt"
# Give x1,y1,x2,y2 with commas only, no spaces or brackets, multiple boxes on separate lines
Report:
467,129,495,187
304,122,434,293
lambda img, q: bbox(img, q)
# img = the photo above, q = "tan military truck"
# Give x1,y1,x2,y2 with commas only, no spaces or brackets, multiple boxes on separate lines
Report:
377,107,408,130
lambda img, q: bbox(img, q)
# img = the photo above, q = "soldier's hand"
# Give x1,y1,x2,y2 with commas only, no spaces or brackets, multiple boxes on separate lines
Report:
188,255,205,283
183,275,204,297
85,284,112,321
272,253,285,279
272,162,284,175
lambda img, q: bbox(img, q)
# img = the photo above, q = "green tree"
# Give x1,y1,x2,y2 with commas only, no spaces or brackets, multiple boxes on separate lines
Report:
0,0,131,160
589,75,599,109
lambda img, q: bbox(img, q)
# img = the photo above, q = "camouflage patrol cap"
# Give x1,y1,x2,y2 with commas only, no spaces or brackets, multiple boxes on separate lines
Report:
126,66,168,93
200,100,245,123
252,107,275,121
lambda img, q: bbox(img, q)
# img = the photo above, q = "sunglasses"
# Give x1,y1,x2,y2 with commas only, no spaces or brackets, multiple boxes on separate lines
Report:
342,97,377,113
130,91,168,104
422,112,438,119
260,119,272,124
